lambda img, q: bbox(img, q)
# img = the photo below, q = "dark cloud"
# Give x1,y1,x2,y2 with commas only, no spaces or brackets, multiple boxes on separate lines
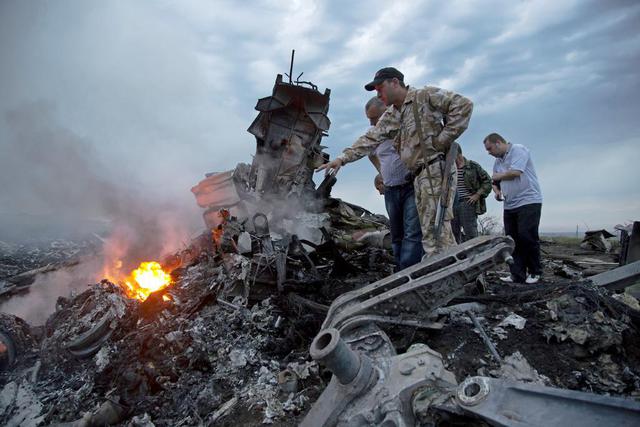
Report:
0,0,638,234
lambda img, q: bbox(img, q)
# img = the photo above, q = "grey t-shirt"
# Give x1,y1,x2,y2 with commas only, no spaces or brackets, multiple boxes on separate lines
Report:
374,138,410,186
493,143,542,210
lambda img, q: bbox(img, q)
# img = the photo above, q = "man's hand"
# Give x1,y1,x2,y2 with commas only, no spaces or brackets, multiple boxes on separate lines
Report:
492,184,503,201
466,193,481,205
492,172,503,181
374,174,385,195
316,158,344,176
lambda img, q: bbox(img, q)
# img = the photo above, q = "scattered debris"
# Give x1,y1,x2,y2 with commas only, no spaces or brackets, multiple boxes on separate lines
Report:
1,65,639,425
581,229,615,253
498,313,527,330
490,351,549,384
303,239,640,426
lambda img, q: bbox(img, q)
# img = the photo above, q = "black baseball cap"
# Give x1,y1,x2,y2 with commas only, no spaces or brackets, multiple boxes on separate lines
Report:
364,67,404,91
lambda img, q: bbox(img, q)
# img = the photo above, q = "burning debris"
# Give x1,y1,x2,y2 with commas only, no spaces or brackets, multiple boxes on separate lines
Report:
1,68,640,426
122,261,173,302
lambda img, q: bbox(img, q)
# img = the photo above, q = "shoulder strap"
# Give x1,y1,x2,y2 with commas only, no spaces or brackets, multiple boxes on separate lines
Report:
411,95,438,201
411,98,431,167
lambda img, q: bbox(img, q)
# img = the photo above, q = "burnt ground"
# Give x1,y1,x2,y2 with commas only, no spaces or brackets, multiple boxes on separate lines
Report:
1,236,639,426
418,239,640,397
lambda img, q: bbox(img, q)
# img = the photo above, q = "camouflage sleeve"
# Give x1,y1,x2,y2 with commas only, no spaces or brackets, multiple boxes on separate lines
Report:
426,87,473,150
474,161,493,197
338,110,399,165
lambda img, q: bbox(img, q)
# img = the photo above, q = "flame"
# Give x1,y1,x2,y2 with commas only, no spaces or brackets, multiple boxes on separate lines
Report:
122,261,172,301
212,226,224,247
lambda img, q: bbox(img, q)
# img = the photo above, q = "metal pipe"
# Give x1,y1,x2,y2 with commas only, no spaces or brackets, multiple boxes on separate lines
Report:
309,328,361,384
468,311,501,362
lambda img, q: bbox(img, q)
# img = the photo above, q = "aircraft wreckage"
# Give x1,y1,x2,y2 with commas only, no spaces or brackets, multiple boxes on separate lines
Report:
1,62,640,426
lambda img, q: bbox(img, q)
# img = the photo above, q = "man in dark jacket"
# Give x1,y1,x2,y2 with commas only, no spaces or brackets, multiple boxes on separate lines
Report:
452,147,492,243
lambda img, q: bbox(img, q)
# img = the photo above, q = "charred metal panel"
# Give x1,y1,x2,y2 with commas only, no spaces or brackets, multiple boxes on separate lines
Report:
191,170,241,209
248,74,330,197
192,73,331,231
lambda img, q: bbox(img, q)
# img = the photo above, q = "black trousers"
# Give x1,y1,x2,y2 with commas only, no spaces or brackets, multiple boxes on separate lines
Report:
504,203,542,282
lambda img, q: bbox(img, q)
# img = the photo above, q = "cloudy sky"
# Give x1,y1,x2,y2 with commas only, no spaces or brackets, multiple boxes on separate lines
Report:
1,0,639,234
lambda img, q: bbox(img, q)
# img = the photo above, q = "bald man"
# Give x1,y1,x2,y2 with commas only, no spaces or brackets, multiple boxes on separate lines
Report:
365,97,423,270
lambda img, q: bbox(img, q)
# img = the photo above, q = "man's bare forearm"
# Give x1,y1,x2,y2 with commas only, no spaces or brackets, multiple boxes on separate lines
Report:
493,170,522,181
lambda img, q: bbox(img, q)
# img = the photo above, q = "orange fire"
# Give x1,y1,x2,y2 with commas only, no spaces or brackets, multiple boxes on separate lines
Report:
122,261,172,301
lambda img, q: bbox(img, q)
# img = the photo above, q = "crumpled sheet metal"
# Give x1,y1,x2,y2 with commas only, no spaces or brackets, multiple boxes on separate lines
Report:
543,293,629,354
580,230,615,253
190,169,241,209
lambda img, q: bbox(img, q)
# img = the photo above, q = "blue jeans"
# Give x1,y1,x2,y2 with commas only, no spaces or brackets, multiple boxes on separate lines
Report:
384,183,424,270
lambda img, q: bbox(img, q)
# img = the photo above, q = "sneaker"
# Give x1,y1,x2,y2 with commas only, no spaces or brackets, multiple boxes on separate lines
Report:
526,274,541,284
499,275,514,283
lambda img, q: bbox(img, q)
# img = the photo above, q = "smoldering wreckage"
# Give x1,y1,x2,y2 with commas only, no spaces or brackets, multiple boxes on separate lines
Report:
2,70,640,427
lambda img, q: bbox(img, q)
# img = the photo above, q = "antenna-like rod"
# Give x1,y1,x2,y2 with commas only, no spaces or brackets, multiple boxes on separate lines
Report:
289,50,295,83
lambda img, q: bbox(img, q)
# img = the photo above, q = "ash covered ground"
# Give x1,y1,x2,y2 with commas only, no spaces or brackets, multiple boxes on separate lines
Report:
1,217,639,426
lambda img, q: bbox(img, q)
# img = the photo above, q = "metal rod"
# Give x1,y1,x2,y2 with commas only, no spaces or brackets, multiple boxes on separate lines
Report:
289,50,295,83
468,311,502,362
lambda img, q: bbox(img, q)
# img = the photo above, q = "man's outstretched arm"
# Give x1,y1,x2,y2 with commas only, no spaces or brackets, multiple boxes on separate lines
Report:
316,109,399,176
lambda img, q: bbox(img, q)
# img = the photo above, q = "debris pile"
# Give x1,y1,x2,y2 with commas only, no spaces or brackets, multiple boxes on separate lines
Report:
580,229,616,253
433,278,640,395
2,261,325,426
1,70,640,426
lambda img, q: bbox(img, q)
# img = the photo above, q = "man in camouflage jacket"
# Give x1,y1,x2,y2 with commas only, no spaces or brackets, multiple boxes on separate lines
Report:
452,147,492,243
318,67,473,257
